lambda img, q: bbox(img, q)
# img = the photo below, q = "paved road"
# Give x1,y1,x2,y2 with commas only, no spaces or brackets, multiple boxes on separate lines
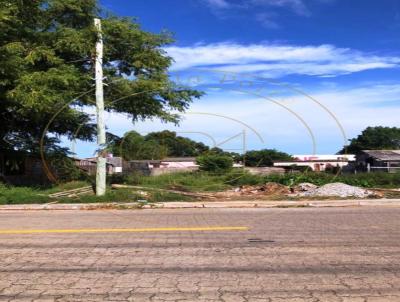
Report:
1,207,400,302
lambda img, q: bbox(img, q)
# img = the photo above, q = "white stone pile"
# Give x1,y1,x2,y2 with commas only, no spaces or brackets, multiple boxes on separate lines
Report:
295,182,375,198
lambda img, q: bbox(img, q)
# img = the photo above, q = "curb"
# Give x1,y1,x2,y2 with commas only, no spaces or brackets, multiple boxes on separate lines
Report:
1,199,400,210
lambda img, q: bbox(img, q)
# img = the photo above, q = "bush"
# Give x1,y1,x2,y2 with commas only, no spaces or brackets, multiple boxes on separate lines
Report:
196,154,233,173
48,155,87,182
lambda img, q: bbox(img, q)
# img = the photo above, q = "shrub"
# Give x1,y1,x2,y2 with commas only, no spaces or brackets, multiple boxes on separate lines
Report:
48,155,87,182
196,154,233,173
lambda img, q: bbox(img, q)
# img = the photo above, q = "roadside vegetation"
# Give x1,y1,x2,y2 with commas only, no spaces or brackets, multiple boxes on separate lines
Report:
2,170,400,205
0,181,193,205
132,170,400,190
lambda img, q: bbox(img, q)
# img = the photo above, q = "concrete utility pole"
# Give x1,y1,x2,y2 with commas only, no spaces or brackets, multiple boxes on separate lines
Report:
94,18,106,196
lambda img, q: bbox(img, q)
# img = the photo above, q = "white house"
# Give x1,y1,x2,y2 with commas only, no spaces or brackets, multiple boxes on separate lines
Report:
274,154,355,172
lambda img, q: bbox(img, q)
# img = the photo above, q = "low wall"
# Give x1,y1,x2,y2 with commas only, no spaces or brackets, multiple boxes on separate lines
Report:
244,167,286,175
150,167,199,176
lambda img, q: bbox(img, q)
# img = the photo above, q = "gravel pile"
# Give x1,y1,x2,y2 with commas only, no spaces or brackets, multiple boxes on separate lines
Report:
297,182,375,198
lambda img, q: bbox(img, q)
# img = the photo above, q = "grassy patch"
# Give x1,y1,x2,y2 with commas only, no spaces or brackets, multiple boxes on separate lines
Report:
0,181,194,205
263,171,400,189
56,189,142,203
114,170,400,193
2,170,399,205
43,181,91,194
0,184,50,204
131,171,231,192
147,191,194,202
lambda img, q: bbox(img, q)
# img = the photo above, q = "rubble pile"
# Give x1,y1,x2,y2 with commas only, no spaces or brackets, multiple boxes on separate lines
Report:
214,181,381,199
294,182,377,198
236,182,290,195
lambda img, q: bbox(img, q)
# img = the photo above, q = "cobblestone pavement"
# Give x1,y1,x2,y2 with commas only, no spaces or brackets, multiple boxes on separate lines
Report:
1,207,400,301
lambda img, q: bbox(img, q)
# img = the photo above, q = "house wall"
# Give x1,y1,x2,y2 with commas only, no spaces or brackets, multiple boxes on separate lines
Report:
244,167,285,175
274,161,350,171
150,166,198,176
160,161,198,168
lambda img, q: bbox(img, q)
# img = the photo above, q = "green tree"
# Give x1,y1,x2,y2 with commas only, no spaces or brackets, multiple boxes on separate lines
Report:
107,131,167,160
241,149,293,167
196,154,233,173
145,130,209,157
209,147,240,160
0,0,202,154
339,127,400,154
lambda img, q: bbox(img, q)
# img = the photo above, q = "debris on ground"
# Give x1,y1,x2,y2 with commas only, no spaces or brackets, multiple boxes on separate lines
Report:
295,182,318,192
48,186,93,198
111,184,207,199
293,182,378,198
137,190,149,197
217,182,290,198
216,182,382,199
111,182,385,201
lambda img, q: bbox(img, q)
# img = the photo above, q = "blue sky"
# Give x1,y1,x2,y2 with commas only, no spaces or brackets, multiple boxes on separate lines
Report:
72,0,400,157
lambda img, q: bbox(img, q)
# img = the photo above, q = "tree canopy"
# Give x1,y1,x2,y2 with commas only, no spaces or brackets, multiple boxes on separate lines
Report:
240,149,293,167
107,131,295,168
0,0,202,154
339,126,400,154
144,130,210,157
107,130,213,160
107,131,168,160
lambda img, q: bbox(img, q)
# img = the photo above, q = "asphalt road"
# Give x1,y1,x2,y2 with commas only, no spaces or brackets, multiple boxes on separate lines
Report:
1,207,400,302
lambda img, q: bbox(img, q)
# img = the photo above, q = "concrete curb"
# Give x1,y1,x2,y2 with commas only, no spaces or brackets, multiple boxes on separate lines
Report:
1,199,400,210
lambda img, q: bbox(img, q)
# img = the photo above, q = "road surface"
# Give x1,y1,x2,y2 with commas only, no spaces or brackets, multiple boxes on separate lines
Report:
1,207,400,301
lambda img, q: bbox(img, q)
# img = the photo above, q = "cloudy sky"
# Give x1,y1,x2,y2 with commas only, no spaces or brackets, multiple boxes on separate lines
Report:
75,0,400,156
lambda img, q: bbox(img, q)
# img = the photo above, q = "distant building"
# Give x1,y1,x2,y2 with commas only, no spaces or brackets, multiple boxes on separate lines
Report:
160,157,198,168
273,154,355,172
356,150,400,173
75,155,123,175
128,157,198,176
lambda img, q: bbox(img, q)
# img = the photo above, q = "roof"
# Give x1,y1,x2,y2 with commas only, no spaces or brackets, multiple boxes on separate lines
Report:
106,157,123,167
361,150,400,161
78,157,113,166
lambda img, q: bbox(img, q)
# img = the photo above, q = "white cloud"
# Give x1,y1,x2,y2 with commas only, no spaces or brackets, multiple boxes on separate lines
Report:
166,43,400,77
251,0,310,16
